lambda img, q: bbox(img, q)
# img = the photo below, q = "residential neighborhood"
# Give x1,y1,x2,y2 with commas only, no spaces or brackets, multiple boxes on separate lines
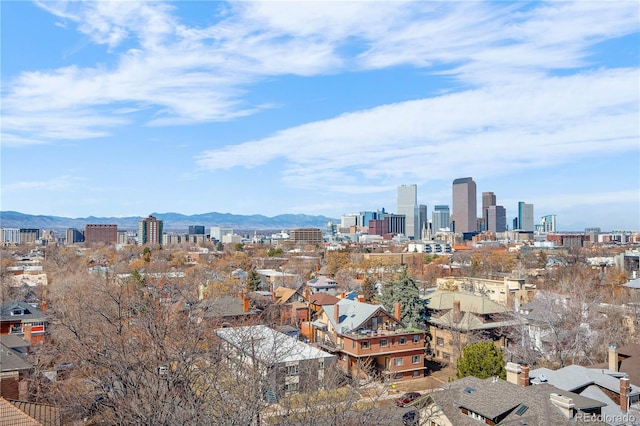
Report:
1,211,639,424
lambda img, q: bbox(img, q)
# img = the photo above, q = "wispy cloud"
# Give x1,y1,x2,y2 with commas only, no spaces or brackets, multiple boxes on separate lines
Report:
2,175,85,192
196,68,638,191
3,1,638,146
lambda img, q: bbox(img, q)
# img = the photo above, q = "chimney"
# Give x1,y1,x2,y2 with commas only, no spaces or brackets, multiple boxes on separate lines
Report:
505,362,521,385
452,299,461,323
519,364,530,387
340,292,346,299
304,288,310,301
549,393,575,418
334,304,340,324
41,301,47,314
243,296,250,313
394,302,401,322
23,323,32,345
620,376,630,412
609,344,619,372
357,295,365,303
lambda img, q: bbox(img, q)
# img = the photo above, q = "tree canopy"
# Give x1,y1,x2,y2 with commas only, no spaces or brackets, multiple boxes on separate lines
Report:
456,341,506,380
378,266,423,327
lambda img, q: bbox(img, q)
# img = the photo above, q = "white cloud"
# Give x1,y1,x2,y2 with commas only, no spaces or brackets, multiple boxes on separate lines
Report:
2,175,84,192
196,68,639,190
3,1,638,146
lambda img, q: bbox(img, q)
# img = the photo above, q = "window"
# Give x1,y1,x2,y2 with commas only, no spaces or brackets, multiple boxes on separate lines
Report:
412,355,420,364
361,341,370,349
399,337,407,345
286,365,299,376
394,358,404,367
436,337,444,346
380,339,388,347
442,352,451,361
412,370,421,377
318,360,325,369
412,335,420,344
284,383,298,392
11,309,24,316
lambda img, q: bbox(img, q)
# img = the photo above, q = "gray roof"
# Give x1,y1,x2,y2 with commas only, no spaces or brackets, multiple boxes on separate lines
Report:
196,296,259,319
623,277,640,289
322,298,394,333
1,301,46,322
215,325,335,365
429,376,603,426
429,309,521,331
0,334,30,349
530,365,640,397
0,342,32,372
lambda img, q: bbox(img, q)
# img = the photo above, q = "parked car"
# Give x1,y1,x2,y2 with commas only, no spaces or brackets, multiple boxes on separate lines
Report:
395,392,421,407
402,410,417,425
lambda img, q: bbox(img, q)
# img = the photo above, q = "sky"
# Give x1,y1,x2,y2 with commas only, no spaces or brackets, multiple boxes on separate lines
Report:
1,1,639,232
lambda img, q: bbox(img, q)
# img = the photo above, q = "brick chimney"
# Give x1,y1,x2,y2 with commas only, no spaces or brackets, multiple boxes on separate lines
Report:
357,294,365,303
452,299,461,323
41,300,47,314
620,376,630,412
519,364,530,387
243,296,250,313
334,304,340,325
394,302,401,321
23,323,32,345
609,344,619,372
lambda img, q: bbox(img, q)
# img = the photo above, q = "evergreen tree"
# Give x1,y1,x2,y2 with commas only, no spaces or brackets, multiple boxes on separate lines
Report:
378,266,423,327
456,341,506,380
246,268,262,292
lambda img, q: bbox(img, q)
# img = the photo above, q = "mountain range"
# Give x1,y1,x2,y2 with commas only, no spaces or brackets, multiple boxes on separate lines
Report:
0,211,337,232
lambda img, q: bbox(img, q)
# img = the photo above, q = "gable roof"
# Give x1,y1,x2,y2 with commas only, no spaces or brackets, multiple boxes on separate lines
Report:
306,276,337,289
591,343,640,388
6,399,61,426
0,301,45,322
322,299,396,334
0,343,32,373
196,296,259,319
274,287,299,304
430,376,603,425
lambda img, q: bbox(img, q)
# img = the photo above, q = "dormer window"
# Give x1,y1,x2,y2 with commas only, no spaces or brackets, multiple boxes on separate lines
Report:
11,309,24,316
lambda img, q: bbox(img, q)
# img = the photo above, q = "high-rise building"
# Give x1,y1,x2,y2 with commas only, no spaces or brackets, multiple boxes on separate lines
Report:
537,215,557,234
487,206,507,232
1,228,20,244
482,192,496,232
188,225,205,235
398,184,419,239
66,228,85,244
517,202,534,232
85,224,117,245
138,215,163,246
432,205,450,232
211,226,233,242
451,177,477,233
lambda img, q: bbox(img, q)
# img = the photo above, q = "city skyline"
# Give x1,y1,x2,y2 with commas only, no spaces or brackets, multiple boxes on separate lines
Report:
2,1,639,231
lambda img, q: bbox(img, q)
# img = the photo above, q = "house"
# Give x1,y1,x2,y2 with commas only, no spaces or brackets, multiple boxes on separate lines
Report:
273,286,309,325
423,291,520,365
306,276,338,294
525,358,640,424
0,301,47,345
435,276,536,308
310,298,426,381
193,295,260,327
417,375,607,425
591,344,640,389
1,340,32,400
215,325,336,400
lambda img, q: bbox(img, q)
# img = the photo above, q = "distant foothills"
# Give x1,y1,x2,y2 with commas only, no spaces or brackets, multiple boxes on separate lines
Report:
0,211,338,232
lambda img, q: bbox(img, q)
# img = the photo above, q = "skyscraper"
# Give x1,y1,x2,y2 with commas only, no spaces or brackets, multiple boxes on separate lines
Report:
482,191,496,232
452,177,477,233
138,215,163,245
432,205,450,232
487,205,507,232
517,202,534,232
397,184,418,239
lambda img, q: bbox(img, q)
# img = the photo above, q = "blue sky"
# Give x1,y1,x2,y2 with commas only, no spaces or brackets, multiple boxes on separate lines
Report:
1,1,639,231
